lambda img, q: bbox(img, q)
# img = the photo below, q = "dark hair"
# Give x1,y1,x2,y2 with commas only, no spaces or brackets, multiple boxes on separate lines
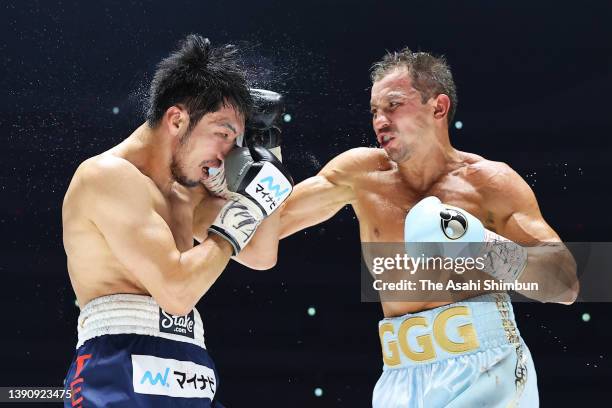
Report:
146,34,252,130
370,48,458,125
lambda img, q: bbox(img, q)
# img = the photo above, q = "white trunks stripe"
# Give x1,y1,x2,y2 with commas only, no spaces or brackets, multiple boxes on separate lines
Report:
76,294,206,350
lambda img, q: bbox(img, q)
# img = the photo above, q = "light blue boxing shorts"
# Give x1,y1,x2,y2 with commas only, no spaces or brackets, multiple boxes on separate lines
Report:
373,293,538,408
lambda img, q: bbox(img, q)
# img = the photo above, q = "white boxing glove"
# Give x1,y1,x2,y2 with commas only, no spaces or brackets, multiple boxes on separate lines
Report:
203,166,231,199
208,146,293,255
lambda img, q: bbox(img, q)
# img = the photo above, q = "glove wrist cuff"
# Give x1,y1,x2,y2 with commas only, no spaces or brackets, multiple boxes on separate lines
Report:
208,197,263,255
481,230,528,282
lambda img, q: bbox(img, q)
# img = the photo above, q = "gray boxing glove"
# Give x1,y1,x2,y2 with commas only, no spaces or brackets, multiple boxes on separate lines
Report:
208,145,293,255
203,88,285,198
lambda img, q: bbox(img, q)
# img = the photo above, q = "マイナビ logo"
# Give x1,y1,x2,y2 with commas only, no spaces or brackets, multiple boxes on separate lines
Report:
132,355,216,399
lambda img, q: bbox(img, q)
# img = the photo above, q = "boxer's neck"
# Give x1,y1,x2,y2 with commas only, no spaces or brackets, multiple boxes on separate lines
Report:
396,129,462,192
116,123,177,195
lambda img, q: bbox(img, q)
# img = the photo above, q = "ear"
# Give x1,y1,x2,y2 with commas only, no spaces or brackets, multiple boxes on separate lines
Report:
164,106,186,136
433,94,451,121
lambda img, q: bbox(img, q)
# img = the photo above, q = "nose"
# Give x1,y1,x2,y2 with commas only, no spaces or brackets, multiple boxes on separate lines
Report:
373,112,391,132
218,144,234,160
209,158,222,169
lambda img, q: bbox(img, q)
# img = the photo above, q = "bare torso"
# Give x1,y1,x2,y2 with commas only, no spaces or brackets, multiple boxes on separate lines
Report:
349,148,503,317
62,149,217,308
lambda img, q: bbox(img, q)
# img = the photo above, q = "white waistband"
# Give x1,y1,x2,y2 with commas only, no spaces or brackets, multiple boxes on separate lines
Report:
77,294,206,350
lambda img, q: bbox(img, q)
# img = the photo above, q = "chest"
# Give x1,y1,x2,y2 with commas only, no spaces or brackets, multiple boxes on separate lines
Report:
353,171,492,242
152,189,198,251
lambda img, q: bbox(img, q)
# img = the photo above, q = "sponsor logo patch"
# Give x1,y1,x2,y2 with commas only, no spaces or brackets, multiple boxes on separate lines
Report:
245,162,292,215
159,309,195,339
132,355,216,399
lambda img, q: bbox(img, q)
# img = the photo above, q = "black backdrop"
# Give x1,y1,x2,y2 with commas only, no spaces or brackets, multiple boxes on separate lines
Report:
2,0,611,406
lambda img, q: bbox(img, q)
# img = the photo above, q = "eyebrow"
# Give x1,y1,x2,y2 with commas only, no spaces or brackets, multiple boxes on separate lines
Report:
386,91,407,99
370,91,408,109
219,123,237,134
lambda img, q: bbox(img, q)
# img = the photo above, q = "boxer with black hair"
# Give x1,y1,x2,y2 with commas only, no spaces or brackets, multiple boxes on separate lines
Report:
62,34,291,407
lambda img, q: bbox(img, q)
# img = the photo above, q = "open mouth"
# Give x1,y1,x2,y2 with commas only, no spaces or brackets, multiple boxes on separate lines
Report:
379,134,394,148
201,166,210,179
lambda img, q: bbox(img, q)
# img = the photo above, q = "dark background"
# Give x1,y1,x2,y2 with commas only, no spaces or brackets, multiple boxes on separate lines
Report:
2,0,611,406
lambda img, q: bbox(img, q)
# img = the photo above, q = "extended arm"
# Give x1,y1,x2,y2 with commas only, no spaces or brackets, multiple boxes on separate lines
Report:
280,150,359,238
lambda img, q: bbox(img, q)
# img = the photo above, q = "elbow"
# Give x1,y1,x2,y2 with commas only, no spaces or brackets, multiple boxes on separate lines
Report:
156,290,196,316
239,239,279,270
246,254,278,270
556,270,579,305
152,297,193,316
150,253,208,316
156,278,199,316
558,280,579,305
258,256,278,270
161,302,194,317
560,257,579,305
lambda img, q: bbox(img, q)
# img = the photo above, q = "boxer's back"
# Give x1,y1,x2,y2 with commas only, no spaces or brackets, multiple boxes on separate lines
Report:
63,154,153,307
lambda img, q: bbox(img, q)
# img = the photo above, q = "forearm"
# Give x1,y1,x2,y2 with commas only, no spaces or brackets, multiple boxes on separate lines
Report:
479,238,578,304
163,234,232,314
280,201,320,238
404,197,579,305
280,201,335,238
517,244,578,304
280,176,352,238
192,195,225,243
234,211,280,270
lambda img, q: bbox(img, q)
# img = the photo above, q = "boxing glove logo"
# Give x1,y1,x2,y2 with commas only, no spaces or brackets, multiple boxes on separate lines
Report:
245,162,292,214
439,208,468,240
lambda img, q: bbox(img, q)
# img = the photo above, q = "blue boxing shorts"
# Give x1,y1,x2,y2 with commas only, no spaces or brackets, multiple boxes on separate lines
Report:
373,293,538,408
63,294,224,407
